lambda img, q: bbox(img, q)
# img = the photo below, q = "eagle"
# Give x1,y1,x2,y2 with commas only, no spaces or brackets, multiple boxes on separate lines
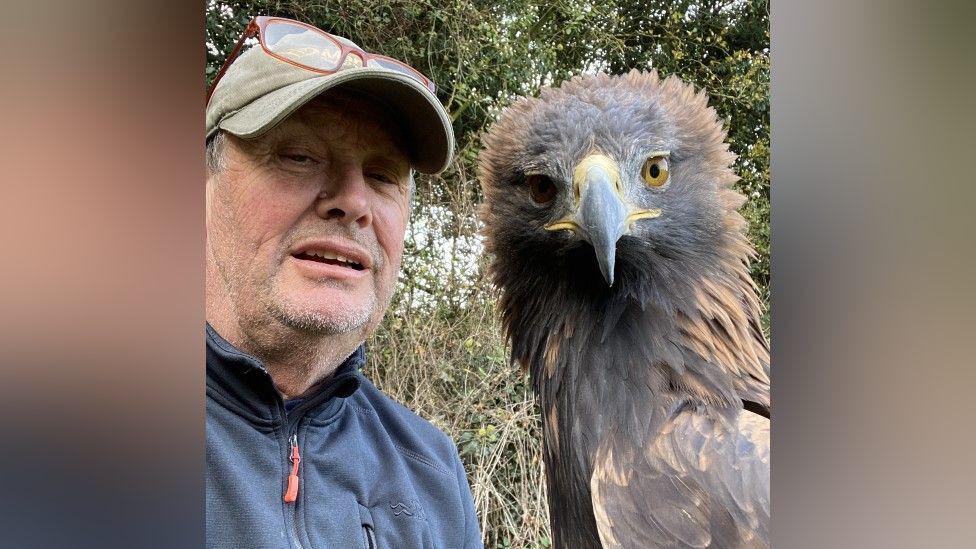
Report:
478,70,770,548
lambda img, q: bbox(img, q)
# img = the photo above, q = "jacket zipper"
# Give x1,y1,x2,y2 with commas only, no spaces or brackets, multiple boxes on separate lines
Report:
284,428,305,549
284,434,301,503
280,374,357,549
363,524,376,549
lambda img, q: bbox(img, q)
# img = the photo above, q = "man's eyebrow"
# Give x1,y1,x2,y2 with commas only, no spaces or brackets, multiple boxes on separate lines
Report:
265,126,331,154
273,112,413,169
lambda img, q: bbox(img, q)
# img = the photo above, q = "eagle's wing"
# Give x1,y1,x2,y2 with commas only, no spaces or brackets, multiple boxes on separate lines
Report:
590,408,769,548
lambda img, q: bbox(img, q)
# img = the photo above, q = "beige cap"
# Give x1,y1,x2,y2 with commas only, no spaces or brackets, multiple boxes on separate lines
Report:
206,34,454,174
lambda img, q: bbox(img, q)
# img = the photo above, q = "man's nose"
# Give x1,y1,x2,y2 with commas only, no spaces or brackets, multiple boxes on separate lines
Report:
314,166,372,228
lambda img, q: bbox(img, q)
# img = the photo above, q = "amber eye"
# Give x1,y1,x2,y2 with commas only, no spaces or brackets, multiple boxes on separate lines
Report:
526,174,558,204
641,156,670,187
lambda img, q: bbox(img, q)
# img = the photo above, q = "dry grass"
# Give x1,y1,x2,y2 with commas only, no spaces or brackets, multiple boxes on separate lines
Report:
365,167,553,548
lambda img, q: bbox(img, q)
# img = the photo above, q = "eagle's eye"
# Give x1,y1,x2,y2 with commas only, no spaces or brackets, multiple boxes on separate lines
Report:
526,174,558,204
641,156,670,187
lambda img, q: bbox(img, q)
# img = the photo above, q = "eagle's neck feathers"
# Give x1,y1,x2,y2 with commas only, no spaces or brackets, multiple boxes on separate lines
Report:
492,232,768,547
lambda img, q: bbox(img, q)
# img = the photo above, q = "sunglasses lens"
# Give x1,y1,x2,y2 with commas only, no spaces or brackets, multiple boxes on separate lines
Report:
264,21,342,71
367,58,435,92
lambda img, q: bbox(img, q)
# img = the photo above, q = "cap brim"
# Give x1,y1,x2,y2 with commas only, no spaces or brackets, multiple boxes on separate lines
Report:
214,68,454,174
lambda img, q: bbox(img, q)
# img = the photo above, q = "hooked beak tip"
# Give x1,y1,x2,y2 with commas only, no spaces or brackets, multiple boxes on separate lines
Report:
596,246,616,286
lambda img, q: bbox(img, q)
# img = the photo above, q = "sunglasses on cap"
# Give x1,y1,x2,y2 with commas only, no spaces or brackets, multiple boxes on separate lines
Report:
206,16,437,103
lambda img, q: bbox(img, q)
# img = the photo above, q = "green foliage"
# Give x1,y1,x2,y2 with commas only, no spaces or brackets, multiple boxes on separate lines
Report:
206,2,769,546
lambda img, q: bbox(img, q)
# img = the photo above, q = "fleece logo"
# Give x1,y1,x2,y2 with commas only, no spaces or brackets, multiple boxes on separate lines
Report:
389,499,417,517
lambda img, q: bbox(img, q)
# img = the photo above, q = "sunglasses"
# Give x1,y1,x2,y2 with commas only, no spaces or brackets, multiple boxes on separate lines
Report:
207,16,436,103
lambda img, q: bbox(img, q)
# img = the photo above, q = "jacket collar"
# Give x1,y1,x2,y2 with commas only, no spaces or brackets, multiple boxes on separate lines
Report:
206,323,364,423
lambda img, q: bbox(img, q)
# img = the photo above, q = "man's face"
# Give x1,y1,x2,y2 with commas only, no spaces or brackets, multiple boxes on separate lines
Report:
207,95,412,338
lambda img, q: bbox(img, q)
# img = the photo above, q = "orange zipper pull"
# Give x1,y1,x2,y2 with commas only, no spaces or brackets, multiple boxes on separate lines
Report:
284,434,301,503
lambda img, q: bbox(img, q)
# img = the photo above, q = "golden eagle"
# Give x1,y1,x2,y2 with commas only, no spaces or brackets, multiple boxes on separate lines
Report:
479,71,770,548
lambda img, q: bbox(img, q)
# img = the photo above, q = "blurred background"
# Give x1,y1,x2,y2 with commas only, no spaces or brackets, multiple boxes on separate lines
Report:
206,2,769,547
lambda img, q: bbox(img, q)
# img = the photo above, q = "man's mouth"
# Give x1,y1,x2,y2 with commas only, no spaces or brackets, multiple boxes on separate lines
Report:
292,250,366,271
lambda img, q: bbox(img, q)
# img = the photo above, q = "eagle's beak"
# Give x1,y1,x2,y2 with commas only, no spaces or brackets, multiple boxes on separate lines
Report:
576,156,628,285
548,154,629,286
545,154,662,286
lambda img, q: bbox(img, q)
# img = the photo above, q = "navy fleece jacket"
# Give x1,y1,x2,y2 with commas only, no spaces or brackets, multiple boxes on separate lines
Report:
206,325,483,548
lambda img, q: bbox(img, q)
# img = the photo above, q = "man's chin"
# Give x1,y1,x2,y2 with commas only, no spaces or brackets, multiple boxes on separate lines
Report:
266,288,375,335
269,303,371,335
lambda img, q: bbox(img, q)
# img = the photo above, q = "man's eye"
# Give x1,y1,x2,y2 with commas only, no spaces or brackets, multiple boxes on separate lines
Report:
366,171,397,185
281,153,315,165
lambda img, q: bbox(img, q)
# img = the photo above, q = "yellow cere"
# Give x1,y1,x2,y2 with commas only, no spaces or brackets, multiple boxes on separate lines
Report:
572,154,622,199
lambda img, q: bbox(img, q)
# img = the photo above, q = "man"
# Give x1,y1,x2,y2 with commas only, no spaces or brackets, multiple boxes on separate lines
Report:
205,16,482,548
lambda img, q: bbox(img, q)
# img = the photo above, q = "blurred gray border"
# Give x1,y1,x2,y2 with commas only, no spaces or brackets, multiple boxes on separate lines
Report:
772,0,976,546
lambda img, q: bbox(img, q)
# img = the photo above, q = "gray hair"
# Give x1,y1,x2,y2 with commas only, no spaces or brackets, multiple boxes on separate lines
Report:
205,131,227,175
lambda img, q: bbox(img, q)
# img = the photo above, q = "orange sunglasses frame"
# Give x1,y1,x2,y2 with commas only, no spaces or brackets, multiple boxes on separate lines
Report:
206,16,436,103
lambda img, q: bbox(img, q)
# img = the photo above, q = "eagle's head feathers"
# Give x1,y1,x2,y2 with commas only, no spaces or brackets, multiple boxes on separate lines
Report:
481,69,748,292
479,70,767,410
